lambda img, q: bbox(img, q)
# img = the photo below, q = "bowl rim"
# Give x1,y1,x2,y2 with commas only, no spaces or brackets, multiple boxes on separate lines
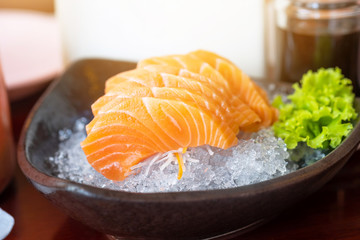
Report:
17,58,360,202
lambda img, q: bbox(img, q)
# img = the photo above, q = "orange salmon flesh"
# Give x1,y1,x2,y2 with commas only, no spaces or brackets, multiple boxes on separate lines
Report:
81,50,278,181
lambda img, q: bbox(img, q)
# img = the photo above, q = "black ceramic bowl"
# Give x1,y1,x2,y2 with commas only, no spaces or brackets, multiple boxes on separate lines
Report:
18,59,360,239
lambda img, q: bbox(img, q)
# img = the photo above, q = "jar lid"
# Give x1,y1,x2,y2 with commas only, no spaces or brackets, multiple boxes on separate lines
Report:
294,0,358,10
285,0,360,19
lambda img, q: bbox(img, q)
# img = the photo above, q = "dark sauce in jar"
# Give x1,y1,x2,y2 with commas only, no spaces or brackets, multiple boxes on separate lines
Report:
276,28,360,93
274,0,360,96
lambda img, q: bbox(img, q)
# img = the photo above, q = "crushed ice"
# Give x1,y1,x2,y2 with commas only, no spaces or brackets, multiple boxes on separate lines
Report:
46,117,320,193
47,83,327,193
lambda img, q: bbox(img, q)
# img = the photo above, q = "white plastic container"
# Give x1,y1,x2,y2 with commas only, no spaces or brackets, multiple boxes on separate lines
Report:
55,0,265,78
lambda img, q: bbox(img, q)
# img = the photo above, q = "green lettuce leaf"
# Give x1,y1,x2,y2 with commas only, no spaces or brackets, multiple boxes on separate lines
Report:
273,68,357,150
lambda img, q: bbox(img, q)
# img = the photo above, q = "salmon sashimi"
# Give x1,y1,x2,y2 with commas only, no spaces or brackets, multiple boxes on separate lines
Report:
137,54,275,130
137,54,231,93
90,68,260,132
81,50,277,181
82,97,237,180
87,85,231,134
139,64,263,129
188,50,278,129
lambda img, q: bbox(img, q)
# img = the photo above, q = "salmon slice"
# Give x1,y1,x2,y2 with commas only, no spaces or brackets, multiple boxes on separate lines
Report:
174,68,262,129
188,50,278,128
81,97,237,180
85,111,176,152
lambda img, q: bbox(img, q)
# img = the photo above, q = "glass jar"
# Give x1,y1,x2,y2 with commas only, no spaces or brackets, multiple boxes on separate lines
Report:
271,0,360,95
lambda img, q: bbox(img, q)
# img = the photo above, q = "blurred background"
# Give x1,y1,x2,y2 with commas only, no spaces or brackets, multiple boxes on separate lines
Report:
54,0,266,79
0,0,54,13
0,0,60,101
0,0,268,102
1,0,359,100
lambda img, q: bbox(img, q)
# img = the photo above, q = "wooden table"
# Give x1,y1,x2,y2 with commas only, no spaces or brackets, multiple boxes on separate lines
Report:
1,85,360,240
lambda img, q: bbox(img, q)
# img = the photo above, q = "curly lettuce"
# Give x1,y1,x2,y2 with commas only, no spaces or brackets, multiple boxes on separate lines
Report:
273,68,357,150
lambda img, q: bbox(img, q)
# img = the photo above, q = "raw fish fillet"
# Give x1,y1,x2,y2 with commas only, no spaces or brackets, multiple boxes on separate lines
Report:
188,50,278,129
90,68,260,133
81,50,277,180
81,97,237,180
